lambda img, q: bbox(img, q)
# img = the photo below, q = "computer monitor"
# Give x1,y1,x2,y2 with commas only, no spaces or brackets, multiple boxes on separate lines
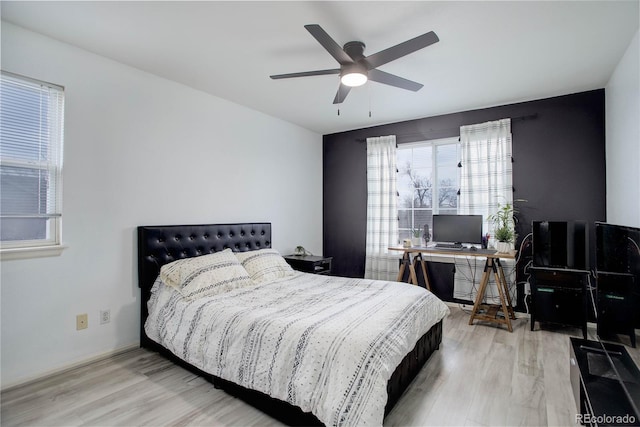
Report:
432,214,483,245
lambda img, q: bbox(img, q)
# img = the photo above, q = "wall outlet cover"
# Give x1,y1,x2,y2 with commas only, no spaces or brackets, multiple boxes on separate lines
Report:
76,313,88,330
100,309,111,325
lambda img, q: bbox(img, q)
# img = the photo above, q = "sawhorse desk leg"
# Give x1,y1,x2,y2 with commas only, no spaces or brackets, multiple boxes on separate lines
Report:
414,253,431,291
468,257,515,332
396,251,431,290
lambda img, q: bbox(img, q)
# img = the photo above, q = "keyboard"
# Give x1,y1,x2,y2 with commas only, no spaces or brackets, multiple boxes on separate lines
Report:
434,243,463,249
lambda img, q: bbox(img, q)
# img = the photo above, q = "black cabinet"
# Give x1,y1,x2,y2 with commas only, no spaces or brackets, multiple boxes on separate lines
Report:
284,255,332,275
530,267,590,339
597,272,637,348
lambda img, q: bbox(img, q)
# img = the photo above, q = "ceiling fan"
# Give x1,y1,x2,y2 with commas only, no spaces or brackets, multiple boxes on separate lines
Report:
270,24,439,104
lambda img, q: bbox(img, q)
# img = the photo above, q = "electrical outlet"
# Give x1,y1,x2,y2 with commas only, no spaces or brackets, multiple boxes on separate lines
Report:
76,313,88,330
100,309,111,325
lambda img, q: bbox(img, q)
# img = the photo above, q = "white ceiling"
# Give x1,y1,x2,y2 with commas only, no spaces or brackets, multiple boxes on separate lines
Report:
1,1,638,135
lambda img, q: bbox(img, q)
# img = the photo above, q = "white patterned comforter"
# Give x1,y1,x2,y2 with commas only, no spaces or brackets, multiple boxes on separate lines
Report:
145,272,449,426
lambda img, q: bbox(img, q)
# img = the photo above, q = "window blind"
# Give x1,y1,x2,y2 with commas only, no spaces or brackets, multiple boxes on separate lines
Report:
0,71,64,246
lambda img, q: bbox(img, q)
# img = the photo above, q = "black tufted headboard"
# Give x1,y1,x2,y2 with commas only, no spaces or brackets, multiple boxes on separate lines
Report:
137,222,271,347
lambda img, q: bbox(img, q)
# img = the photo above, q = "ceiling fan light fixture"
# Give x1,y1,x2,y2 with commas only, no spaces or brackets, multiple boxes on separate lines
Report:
340,64,368,87
341,71,368,87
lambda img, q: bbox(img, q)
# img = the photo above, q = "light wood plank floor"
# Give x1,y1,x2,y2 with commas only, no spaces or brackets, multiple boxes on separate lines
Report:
3,307,639,427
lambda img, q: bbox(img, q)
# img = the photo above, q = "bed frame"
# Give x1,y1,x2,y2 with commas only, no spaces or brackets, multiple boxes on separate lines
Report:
138,222,442,425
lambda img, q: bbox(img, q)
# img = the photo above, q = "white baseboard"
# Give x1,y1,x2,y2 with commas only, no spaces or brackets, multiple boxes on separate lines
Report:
1,342,140,392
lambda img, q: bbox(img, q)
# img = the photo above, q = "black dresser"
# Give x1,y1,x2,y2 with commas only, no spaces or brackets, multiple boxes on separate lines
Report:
530,266,590,339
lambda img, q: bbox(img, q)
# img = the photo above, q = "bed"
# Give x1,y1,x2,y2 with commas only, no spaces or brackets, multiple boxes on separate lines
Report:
138,223,448,426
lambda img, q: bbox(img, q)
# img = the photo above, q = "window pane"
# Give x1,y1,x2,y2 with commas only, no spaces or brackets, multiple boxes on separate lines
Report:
414,210,433,232
412,146,432,169
0,218,48,241
413,188,432,208
435,142,459,212
438,187,458,208
397,174,414,208
439,208,458,216
398,210,411,230
0,82,50,163
438,166,458,184
396,149,412,169
399,229,412,241
436,144,458,164
0,165,48,215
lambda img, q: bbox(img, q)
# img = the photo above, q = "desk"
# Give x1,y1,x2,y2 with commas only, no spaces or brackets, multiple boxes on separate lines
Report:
389,246,517,332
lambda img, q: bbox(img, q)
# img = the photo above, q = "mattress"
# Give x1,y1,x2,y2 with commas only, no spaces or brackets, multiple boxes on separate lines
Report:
145,272,449,426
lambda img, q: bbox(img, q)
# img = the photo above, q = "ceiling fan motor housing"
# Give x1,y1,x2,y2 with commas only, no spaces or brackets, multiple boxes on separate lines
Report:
343,41,366,61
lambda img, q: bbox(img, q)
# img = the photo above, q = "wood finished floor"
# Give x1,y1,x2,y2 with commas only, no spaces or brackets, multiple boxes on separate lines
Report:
3,306,640,427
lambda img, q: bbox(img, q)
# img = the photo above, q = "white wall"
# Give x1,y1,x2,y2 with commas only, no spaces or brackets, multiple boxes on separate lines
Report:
606,30,639,228
0,22,323,388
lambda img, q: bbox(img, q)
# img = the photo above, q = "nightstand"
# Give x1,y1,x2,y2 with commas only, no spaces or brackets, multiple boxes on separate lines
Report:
284,255,332,275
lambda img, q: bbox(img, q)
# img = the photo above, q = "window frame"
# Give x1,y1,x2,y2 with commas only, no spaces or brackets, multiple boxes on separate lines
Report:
397,136,460,240
0,71,66,260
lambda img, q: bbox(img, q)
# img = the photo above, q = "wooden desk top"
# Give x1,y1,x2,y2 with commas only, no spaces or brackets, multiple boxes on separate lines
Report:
388,246,516,260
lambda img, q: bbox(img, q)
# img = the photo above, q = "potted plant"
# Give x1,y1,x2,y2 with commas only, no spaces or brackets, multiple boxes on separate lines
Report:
412,228,422,246
489,202,517,254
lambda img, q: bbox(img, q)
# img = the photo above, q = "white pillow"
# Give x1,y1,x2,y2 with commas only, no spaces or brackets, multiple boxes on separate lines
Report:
160,248,253,300
235,249,295,284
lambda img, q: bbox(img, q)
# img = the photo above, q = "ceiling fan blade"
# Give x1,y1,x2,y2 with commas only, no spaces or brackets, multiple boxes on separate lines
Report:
365,31,439,69
333,84,351,104
270,69,340,79
368,69,424,92
305,24,354,65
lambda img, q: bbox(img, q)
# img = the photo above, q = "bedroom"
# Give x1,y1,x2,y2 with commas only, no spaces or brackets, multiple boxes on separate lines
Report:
1,1,639,426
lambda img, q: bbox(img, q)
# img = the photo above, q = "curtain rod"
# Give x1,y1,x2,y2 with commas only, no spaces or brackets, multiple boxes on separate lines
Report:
355,113,538,142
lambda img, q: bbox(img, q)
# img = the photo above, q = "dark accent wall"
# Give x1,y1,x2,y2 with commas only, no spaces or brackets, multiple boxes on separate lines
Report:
323,90,606,303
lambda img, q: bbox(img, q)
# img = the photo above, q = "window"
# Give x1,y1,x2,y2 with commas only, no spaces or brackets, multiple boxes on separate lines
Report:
0,71,65,255
397,137,459,242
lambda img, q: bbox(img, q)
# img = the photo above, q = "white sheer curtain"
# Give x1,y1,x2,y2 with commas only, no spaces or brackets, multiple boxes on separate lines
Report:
458,118,513,246
364,135,399,281
456,118,513,303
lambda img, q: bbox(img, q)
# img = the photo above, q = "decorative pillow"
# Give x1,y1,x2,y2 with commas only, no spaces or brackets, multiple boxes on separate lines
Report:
160,248,253,300
235,249,295,284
